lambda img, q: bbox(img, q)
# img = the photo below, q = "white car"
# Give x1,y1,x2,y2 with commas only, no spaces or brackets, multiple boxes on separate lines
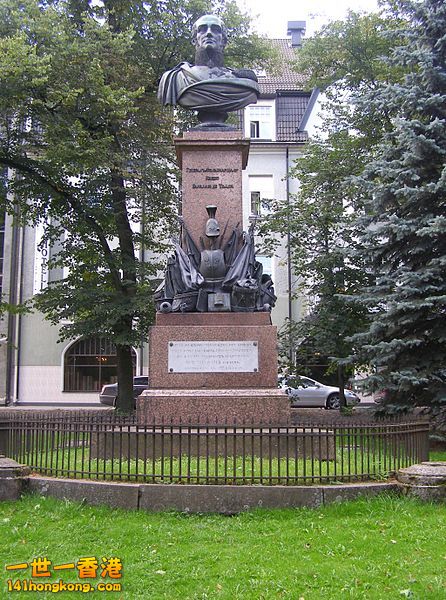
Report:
282,376,360,409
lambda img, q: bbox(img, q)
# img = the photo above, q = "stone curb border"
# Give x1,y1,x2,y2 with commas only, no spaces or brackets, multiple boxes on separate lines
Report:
7,456,446,512
12,476,399,514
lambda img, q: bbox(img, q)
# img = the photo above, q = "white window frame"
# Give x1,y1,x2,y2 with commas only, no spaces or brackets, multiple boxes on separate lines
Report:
250,191,262,216
248,175,274,218
244,101,276,141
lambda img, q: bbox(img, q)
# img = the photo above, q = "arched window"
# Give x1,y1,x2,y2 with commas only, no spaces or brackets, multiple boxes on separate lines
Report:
64,337,136,392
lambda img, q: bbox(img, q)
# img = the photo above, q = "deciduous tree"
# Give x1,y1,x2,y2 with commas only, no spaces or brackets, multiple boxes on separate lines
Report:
262,11,402,404
0,0,273,410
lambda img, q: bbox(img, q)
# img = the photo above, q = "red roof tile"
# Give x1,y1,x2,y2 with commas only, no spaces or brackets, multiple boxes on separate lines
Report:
258,39,308,95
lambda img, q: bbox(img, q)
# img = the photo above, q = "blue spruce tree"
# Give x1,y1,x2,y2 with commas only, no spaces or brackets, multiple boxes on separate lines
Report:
349,0,446,412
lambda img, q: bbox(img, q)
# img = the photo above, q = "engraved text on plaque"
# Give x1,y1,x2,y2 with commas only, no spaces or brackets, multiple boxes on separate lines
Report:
168,341,259,373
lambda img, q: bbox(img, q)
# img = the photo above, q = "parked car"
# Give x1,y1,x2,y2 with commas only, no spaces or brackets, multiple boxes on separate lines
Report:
373,389,390,404
281,376,360,409
99,376,149,407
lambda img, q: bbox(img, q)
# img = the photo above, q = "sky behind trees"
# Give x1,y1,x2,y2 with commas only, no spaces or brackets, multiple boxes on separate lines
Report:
238,0,379,37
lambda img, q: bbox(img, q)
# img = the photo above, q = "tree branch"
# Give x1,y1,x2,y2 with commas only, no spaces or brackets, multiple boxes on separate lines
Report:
0,150,123,290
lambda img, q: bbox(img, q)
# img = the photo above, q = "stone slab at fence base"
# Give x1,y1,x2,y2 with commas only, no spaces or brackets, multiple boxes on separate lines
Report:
0,456,31,501
397,461,446,502
25,475,400,514
27,476,140,510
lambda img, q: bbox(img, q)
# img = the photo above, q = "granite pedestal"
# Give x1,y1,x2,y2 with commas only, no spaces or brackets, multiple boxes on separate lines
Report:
138,130,290,426
137,313,290,425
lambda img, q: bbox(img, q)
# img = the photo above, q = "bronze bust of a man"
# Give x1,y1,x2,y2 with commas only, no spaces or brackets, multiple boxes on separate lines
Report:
158,15,259,126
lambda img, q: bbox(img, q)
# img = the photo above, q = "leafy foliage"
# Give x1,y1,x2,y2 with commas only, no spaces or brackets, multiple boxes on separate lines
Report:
293,9,405,93
272,3,445,415
261,11,404,391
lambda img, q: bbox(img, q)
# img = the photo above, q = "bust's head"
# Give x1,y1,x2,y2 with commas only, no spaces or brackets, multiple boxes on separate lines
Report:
192,15,227,52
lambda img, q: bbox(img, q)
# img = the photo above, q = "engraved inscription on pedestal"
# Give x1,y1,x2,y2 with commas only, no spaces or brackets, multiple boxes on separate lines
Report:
168,341,259,373
187,167,237,191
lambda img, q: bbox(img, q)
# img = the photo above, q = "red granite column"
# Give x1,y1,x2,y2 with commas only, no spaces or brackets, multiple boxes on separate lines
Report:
175,131,250,246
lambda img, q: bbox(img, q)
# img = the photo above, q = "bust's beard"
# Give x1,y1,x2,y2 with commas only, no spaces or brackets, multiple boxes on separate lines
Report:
195,46,225,68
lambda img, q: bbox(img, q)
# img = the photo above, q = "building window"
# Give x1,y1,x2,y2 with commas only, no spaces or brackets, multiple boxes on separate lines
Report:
256,255,274,287
248,175,274,217
245,104,275,140
250,191,261,216
64,336,136,392
250,121,260,138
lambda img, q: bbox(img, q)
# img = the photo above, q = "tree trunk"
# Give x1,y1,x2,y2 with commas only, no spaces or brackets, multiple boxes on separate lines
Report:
110,169,138,413
337,363,347,410
105,3,139,414
115,344,135,413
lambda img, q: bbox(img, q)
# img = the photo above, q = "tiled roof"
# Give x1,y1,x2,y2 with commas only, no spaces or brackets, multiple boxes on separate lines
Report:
276,94,310,142
257,39,308,96
231,38,312,143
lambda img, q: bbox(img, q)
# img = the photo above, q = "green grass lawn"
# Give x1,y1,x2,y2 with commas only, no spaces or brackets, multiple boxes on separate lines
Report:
429,450,446,462
21,450,394,484
16,436,421,484
9,422,432,486
1,494,445,599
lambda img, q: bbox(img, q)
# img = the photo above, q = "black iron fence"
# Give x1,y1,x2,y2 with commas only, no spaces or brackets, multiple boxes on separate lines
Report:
2,412,429,485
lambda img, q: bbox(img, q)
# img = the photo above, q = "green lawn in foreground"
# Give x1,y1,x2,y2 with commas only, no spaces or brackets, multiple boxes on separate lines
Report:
1,494,445,599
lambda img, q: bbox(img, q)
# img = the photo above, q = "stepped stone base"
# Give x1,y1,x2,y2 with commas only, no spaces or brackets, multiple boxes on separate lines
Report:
143,130,287,427
137,388,290,426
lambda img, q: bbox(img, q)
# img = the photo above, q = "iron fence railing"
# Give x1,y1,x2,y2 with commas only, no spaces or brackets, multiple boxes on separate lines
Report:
3,412,429,485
